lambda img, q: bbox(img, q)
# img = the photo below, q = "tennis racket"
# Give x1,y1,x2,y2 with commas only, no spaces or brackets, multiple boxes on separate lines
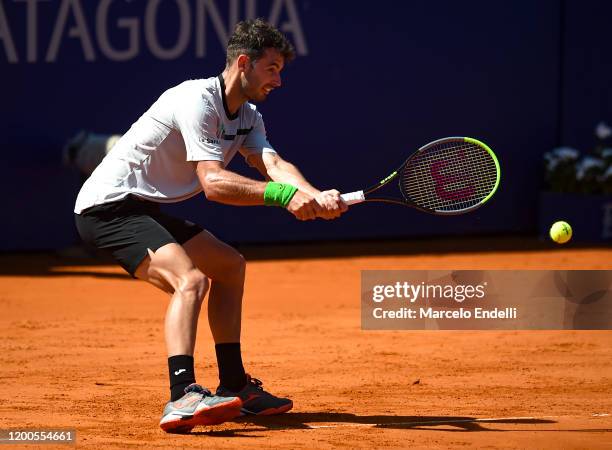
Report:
340,137,500,215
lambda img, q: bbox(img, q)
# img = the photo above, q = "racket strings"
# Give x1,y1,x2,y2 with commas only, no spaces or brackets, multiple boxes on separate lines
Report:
405,145,496,210
401,141,498,212
406,152,495,210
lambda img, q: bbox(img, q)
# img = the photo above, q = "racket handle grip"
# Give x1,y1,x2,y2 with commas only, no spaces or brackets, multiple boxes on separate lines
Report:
340,190,365,205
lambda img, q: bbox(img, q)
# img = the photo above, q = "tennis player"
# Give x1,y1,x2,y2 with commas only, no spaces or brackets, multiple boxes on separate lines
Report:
74,19,347,433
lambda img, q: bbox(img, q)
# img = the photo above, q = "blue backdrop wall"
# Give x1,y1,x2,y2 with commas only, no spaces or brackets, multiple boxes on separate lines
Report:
0,0,609,249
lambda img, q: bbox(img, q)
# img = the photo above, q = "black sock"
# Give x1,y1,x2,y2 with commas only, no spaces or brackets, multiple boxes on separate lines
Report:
168,355,196,401
215,343,246,392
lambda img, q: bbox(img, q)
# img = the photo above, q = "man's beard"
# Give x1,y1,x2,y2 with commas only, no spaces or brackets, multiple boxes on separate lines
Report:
246,89,268,103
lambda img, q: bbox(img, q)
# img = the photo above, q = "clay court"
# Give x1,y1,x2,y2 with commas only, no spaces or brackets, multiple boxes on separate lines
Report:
1,240,610,449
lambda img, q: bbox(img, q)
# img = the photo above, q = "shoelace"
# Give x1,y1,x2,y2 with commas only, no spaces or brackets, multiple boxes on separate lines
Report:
247,377,264,391
185,384,212,397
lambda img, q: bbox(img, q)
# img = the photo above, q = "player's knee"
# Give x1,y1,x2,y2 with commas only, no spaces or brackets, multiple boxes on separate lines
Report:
212,250,245,283
233,252,246,277
177,269,209,303
226,251,246,282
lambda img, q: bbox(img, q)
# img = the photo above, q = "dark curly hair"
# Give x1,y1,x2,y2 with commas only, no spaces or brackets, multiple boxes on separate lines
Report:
226,18,295,66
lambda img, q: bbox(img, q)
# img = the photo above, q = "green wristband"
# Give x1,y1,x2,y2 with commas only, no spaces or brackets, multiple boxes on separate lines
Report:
264,182,298,207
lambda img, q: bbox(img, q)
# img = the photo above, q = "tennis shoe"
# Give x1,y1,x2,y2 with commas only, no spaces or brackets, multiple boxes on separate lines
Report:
216,374,293,416
159,383,242,433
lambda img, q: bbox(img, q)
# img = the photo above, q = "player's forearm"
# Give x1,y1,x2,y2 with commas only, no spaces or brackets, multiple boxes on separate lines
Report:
200,168,268,205
266,159,320,196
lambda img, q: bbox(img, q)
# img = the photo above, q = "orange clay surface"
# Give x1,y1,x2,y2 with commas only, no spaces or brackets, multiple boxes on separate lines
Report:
0,243,611,449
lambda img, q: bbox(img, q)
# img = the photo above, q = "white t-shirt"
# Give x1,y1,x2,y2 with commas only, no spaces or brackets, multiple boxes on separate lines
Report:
74,75,276,214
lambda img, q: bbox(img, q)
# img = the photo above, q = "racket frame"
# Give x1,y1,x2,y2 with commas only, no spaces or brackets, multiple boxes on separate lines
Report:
341,137,501,215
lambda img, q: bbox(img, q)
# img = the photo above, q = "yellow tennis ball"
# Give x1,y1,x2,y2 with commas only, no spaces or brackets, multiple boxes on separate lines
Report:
549,221,572,244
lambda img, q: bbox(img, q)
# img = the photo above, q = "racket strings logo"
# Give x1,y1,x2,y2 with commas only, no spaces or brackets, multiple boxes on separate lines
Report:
429,151,476,201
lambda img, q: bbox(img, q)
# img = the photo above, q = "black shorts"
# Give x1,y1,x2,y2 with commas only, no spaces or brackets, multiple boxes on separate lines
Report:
74,195,203,277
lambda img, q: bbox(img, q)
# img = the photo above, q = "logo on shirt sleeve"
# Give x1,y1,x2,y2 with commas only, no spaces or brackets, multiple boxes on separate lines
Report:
200,136,220,145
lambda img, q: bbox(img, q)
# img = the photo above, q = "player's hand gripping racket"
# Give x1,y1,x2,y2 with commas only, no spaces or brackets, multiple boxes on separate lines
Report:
340,137,500,215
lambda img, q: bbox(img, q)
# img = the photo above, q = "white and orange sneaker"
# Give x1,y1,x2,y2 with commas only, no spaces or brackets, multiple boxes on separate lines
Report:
159,383,242,433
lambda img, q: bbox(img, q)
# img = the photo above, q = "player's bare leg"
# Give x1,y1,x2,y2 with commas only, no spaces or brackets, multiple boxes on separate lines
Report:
134,232,247,392
135,243,208,355
135,231,245,343
136,231,291,417
181,230,246,344
182,231,250,400
182,231,292,415
134,243,242,432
